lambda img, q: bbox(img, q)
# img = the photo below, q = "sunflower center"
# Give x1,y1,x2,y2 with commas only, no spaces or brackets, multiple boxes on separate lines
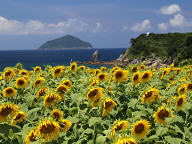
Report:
135,123,144,134
64,82,70,86
169,76,174,80
35,80,41,85
99,75,105,80
71,65,75,70
21,72,27,75
0,106,13,116
187,84,192,90
57,87,67,93
46,97,55,102
53,112,60,120
115,124,122,131
55,69,61,74
177,98,183,106
142,73,149,79
35,68,40,72
145,91,153,98
105,101,112,109
132,67,137,72
6,88,13,94
29,132,36,142
158,109,169,120
133,74,139,81
179,87,185,93
18,80,24,85
40,123,56,134
88,89,98,98
5,71,11,76
115,71,123,79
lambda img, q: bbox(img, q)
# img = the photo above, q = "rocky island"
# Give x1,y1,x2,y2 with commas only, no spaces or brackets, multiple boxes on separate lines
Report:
38,35,93,50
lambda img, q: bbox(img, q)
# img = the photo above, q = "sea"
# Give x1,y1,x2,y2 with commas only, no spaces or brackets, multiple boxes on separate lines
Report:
0,48,126,70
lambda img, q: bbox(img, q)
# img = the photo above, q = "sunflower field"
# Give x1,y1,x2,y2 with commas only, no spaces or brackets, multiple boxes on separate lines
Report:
0,62,192,144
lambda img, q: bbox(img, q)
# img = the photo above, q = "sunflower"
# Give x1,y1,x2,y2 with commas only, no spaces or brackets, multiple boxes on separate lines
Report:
19,69,29,76
97,73,108,82
3,69,16,81
95,69,101,75
61,80,72,88
36,88,49,99
110,66,121,74
140,70,152,83
175,68,182,74
36,120,60,143
142,88,160,104
102,98,117,116
34,66,42,73
178,84,187,95
101,66,107,71
153,105,174,124
15,77,28,89
3,87,17,98
11,111,26,125
33,77,45,88
55,85,67,98
186,83,192,92
132,71,141,86
110,120,129,138
70,62,77,71
58,119,72,132
139,65,145,70
131,120,150,140
79,65,86,71
87,87,104,104
25,129,37,144
131,66,137,72
52,66,64,78
0,104,19,122
51,109,63,121
89,78,98,87
44,92,61,108
168,75,174,81
113,70,129,83
176,94,187,109
114,137,137,144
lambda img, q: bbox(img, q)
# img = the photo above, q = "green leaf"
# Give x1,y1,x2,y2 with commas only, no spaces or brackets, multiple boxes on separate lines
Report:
0,123,21,137
83,128,93,134
127,99,138,108
165,136,182,144
95,135,106,144
156,127,168,136
126,108,132,117
88,117,101,127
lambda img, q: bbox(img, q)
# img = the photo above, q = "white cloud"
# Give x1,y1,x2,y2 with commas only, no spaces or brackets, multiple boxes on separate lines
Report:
0,16,104,35
92,22,103,33
160,4,181,15
158,23,168,31
131,19,151,32
121,26,128,32
169,13,185,27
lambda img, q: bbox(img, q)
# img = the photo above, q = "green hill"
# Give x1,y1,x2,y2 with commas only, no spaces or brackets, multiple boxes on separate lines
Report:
125,32,192,65
38,35,93,50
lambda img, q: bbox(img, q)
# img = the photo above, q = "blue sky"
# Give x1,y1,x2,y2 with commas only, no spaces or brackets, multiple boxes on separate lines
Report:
0,0,191,50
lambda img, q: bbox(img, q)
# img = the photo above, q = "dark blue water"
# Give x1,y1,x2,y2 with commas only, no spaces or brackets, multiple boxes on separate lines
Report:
0,48,126,70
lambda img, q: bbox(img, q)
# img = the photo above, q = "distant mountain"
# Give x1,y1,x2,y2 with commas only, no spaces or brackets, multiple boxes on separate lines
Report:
38,35,93,50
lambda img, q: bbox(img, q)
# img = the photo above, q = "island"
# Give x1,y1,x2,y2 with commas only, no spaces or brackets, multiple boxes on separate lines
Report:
38,35,93,50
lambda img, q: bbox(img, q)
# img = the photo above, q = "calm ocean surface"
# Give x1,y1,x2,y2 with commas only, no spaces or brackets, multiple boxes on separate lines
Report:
0,48,126,70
